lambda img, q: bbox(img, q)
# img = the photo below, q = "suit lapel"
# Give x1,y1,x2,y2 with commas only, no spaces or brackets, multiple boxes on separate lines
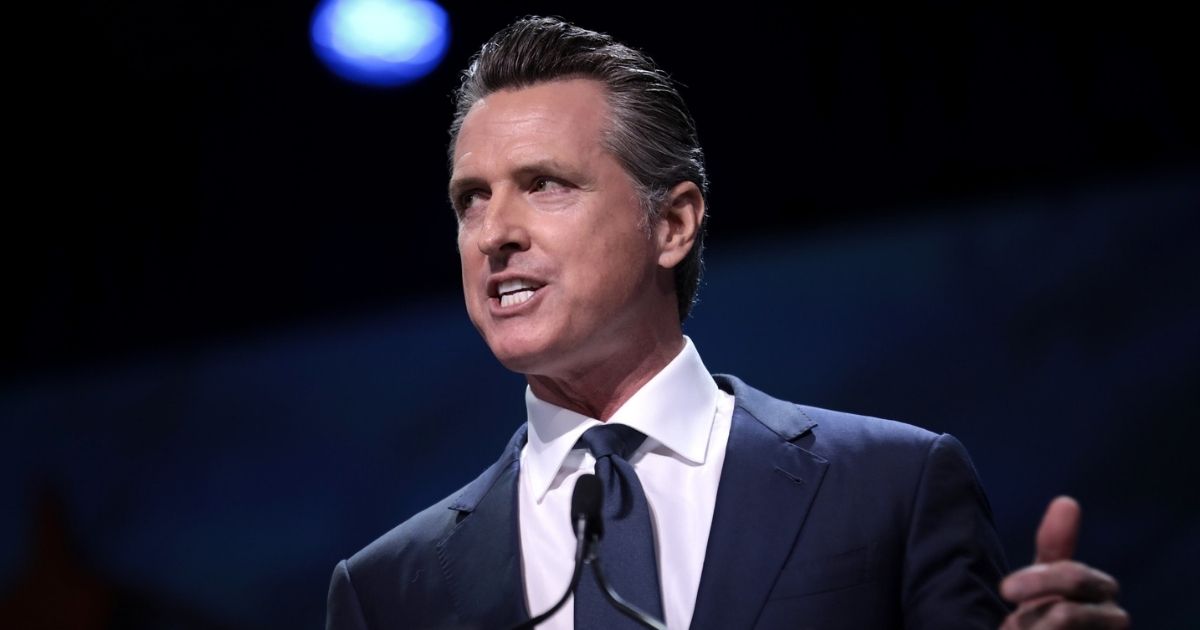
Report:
435,425,531,629
690,377,829,630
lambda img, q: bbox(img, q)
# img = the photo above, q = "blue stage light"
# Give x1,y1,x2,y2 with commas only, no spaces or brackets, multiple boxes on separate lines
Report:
311,0,450,87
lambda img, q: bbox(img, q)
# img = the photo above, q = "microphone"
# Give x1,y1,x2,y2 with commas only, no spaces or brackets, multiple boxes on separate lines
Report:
575,475,666,630
572,472,603,546
509,473,666,630
508,474,602,630
583,516,667,630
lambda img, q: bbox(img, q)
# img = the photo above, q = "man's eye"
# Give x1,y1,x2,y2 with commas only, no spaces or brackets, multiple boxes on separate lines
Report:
532,177,566,193
458,191,485,213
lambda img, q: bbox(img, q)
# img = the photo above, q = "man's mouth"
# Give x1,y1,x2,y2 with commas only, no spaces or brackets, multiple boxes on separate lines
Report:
496,278,543,308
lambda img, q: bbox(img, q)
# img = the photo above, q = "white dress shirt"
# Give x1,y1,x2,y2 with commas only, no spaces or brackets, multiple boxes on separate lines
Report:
518,337,735,630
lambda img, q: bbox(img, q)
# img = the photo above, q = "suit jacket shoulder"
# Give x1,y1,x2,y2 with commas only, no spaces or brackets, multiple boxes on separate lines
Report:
327,425,529,630
706,375,1008,629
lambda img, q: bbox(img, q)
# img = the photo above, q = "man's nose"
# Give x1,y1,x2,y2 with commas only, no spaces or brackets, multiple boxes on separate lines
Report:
477,190,531,258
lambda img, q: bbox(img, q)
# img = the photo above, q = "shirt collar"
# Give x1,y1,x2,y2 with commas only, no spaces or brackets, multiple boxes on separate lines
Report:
522,336,720,502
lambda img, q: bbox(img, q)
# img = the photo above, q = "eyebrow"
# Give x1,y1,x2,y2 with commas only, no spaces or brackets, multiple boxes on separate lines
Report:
448,158,586,205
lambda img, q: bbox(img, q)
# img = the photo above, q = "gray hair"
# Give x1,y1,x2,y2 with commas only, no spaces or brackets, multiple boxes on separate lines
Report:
448,16,709,322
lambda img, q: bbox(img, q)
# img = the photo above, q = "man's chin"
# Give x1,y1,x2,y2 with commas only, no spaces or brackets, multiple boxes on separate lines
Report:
490,347,551,376
485,337,570,377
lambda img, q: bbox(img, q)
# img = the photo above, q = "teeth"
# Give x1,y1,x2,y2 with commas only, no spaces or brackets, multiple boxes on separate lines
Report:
495,278,542,308
500,290,535,307
498,279,539,294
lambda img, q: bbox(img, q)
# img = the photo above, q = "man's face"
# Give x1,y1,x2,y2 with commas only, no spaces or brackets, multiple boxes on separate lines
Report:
450,79,669,377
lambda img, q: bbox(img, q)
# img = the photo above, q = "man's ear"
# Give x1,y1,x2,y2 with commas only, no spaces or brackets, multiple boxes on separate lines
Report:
655,181,705,269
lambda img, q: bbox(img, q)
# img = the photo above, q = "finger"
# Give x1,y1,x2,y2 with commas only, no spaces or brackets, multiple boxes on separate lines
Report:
1036,496,1081,563
1001,597,1059,629
1027,601,1130,630
1001,561,1120,604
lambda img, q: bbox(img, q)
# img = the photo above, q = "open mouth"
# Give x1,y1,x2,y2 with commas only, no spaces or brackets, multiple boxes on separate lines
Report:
496,278,544,308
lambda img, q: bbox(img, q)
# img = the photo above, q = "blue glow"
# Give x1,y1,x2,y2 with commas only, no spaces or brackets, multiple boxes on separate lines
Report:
311,0,450,87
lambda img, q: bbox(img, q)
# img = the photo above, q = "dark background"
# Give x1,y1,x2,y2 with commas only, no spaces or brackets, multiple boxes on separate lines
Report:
4,2,1198,628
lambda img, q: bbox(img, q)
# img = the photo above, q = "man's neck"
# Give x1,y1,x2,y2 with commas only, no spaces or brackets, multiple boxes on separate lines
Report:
526,334,686,421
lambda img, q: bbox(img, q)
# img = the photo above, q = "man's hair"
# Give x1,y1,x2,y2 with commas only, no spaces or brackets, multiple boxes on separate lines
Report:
449,16,709,322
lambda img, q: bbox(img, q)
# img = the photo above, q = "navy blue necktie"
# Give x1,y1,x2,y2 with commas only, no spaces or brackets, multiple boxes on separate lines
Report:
573,424,664,629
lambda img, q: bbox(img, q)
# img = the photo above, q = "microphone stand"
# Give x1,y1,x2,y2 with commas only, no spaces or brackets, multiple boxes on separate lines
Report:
507,517,590,630
584,546,668,630
507,473,667,630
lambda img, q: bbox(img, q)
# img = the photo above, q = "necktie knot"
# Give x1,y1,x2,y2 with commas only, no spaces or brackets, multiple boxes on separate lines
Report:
578,424,646,461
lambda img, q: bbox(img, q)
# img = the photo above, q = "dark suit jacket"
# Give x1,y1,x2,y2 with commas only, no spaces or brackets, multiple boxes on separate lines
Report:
327,375,1010,629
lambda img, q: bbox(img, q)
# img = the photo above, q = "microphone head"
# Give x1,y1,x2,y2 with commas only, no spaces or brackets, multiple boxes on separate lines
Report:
571,473,603,540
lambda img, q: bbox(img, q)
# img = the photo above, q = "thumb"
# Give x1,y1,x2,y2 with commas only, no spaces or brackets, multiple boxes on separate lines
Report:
1035,495,1081,563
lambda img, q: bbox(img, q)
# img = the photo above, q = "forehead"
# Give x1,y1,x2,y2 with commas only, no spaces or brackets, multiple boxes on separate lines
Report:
452,79,612,169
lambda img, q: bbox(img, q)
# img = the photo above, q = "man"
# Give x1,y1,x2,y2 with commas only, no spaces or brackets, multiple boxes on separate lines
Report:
327,17,1128,630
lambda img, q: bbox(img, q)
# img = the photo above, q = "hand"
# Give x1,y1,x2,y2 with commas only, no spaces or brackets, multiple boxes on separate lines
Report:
999,496,1129,629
